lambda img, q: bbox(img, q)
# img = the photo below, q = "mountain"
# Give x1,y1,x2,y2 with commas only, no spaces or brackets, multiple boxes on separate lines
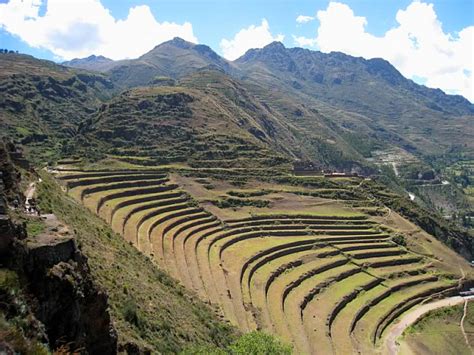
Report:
236,42,473,117
62,54,115,72
234,42,474,157
1,39,473,170
1,36,474,355
76,69,299,168
106,37,236,88
0,52,114,163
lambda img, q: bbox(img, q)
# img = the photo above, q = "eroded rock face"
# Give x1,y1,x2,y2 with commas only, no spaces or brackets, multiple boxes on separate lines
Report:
21,237,118,354
1,141,117,354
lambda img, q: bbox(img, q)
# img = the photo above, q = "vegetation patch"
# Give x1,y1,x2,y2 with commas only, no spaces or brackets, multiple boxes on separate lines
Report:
211,197,270,209
400,303,474,355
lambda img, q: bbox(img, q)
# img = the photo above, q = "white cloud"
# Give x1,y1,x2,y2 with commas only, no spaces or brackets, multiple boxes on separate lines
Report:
293,35,317,48
295,1,474,102
220,19,284,61
296,15,315,24
0,0,198,60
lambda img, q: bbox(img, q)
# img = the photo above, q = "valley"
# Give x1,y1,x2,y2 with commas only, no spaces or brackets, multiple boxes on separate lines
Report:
0,36,473,354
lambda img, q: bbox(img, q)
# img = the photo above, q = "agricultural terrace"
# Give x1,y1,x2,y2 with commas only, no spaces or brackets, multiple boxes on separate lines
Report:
54,166,471,354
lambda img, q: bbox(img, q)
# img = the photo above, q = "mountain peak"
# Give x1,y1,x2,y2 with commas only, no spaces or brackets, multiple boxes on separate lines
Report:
160,37,196,49
62,54,114,71
235,41,293,69
263,41,286,51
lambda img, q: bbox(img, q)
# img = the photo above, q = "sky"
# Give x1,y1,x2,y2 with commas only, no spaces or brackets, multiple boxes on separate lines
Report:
0,0,473,102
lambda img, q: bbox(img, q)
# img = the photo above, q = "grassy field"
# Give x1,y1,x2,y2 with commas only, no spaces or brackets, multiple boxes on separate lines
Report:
399,302,474,355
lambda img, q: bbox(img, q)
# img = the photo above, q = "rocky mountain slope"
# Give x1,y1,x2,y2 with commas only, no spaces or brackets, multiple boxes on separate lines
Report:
60,38,473,168
0,141,116,353
1,39,473,221
62,54,115,72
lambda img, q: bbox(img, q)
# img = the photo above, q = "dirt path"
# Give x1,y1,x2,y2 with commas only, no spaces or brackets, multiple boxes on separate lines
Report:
460,299,473,353
24,181,40,215
25,182,36,200
384,296,473,355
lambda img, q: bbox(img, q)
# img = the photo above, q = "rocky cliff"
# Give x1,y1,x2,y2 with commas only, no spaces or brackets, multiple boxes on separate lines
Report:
0,140,117,354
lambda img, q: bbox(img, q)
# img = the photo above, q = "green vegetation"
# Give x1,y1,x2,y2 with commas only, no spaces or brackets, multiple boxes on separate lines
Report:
2,39,473,354
25,217,46,237
182,332,292,355
0,270,49,355
227,189,272,198
211,197,270,209
400,303,474,355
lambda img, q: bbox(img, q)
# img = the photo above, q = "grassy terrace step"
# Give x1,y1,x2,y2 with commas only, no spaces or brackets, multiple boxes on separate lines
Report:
244,247,343,333
337,242,395,252
303,272,378,354
282,263,360,353
237,239,338,302
352,279,453,351
330,273,438,354
147,208,206,264
184,225,226,300
77,178,169,201
174,219,222,291
240,240,327,286
157,211,210,277
123,202,190,245
263,255,346,341
225,222,375,233
346,248,406,259
166,214,218,285
107,191,183,225
356,254,423,268
223,224,376,232
368,263,430,276
118,196,188,234
193,225,384,261
57,169,164,180
65,173,167,189
328,237,391,245
373,283,456,343
225,218,375,229
97,184,178,214
315,233,390,243
224,214,368,224
208,235,321,328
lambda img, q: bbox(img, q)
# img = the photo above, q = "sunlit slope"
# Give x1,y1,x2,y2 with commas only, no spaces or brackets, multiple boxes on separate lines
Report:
55,167,470,354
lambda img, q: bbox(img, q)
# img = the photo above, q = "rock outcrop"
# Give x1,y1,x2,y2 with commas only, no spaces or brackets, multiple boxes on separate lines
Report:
21,236,117,353
0,140,117,354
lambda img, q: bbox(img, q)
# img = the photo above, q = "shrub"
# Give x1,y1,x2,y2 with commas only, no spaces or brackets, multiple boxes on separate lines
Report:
392,234,407,246
212,198,270,209
228,332,292,355
122,298,145,330
181,332,291,355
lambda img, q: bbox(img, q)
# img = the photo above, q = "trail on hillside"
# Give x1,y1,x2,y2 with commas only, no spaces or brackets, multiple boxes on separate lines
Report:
460,299,473,353
24,181,37,214
384,296,472,355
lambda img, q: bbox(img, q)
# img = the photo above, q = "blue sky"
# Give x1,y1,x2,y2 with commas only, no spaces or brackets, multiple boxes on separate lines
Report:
0,0,472,100
1,0,472,59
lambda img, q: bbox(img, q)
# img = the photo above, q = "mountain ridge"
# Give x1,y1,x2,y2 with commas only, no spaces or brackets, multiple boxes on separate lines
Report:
1,39,473,170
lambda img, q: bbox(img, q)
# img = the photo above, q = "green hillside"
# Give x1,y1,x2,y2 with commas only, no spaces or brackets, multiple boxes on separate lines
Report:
1,38,473,354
